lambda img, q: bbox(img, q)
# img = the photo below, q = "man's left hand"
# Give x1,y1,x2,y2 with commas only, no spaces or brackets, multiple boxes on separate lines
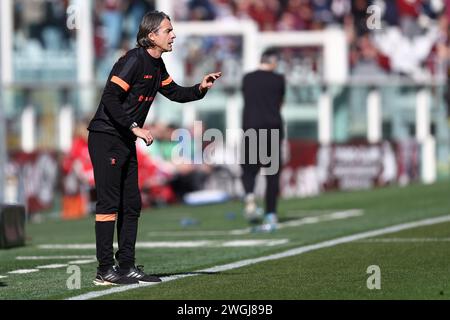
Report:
199,72,222,92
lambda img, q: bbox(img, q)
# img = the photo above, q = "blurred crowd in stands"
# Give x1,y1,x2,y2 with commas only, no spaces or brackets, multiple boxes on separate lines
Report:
60,120,217,218
9,0,450,217
175,0,450,81
12,0,450,83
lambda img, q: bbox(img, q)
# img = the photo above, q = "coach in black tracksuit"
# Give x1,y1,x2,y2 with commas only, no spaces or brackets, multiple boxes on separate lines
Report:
88,11,221,285
241,49,285,232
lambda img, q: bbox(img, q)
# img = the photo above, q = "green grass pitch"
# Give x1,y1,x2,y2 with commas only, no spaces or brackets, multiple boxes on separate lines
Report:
0,180,449,300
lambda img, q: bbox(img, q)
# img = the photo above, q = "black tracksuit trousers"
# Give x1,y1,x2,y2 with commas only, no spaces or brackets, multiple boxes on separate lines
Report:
88,131,141,272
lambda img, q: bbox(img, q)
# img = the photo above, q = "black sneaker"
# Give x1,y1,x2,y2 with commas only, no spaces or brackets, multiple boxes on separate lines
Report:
93,266,139,286
121,265,162,283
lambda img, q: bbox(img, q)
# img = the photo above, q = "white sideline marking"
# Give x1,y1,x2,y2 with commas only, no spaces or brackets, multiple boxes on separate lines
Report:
67,259,97,265
66,214,450,300
36,264,68,269
278,209,363,229
5,259,97,280
8,269,40,274
38,244,95,250
38,239,289,249
0,275,8,279
359,238,450,243
146,209,364,237
223,240,287,247
16,255,95,260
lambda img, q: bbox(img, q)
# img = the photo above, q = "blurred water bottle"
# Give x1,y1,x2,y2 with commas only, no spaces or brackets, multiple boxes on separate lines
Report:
225,212,236,220
180,217,199,227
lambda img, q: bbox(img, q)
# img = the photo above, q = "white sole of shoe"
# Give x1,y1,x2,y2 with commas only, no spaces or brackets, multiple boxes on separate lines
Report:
93,279,117,286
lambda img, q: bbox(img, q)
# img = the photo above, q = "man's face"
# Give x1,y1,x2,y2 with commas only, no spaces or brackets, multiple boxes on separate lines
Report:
149,18,176,53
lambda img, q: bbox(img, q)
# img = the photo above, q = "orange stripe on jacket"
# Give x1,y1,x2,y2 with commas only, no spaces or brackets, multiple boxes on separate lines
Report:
111,76,130,91
95,213,117,222
161,76,173,87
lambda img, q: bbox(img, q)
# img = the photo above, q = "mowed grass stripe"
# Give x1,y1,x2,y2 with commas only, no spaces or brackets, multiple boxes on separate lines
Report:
102,220,450,300
68,214,450,300
1,181,448,299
